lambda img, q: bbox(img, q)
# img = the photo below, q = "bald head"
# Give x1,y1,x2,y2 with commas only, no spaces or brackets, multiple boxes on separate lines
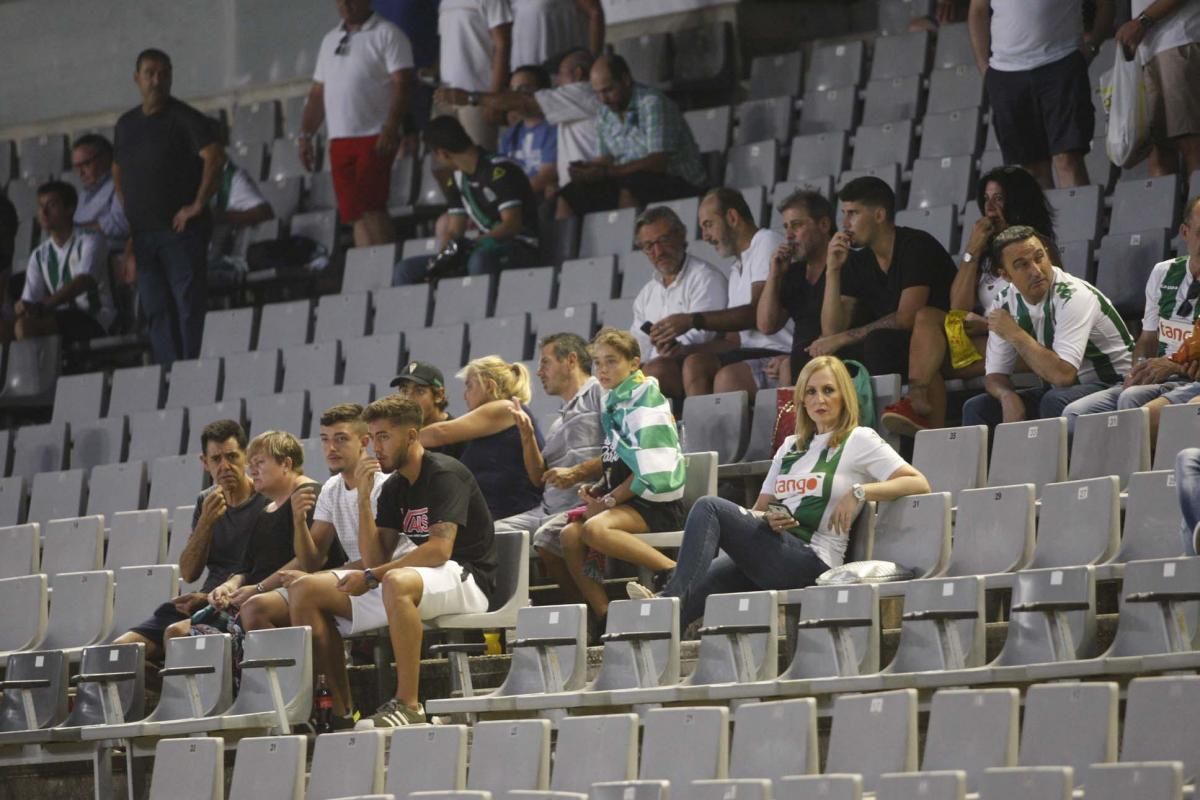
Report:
591,54,633,112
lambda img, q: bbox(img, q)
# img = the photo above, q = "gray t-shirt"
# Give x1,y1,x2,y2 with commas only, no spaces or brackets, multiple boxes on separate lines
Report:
191,486,269,593
540,377,605,513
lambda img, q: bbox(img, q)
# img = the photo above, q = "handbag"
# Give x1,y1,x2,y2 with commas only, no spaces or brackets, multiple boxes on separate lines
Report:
1101,46,1152,169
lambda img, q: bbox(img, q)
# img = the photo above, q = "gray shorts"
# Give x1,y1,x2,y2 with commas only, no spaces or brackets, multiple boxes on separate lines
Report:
497,507,572,556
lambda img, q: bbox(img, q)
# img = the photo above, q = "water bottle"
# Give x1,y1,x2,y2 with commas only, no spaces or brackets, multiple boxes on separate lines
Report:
315,673,334,733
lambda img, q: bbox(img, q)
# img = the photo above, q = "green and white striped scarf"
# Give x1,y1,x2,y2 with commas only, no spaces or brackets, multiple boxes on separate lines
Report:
601,370,686,502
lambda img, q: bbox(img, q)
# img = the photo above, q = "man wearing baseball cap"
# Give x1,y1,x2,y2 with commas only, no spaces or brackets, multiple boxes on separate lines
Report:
390,360,465,459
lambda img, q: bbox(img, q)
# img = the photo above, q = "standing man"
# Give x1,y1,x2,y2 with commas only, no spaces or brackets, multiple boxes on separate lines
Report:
299,0,415,248
630,206,728,402
114,48,225,366
71,134,129,255
969,0,1112,188
511,0,605,69
437,0,515,150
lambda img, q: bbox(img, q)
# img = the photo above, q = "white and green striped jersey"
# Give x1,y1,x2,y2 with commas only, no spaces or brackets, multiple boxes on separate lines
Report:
985,266,1134,385
600,370,686,502
1141,256,1198,357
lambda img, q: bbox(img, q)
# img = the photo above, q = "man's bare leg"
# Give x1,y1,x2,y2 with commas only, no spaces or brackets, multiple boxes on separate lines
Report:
682,352,721,397
380,569,425,709
1052,151,1090,188
114,630,163,664
354,210,394,247
1022,159,1055,190
237,591,291,631
642,357,685,401
713,361,759,398
290,574,356,716
536,547,584,605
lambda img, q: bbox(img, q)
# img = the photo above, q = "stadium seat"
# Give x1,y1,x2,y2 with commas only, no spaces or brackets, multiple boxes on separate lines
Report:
985,566,1097,680
1086,763,1183,800
640,707,729,786
0,476,26,527
1069,407,1150,488
147,454,205,512
342,244,398,293
1085,147,1117,193
257,299,312,350
560,256,618,307
919,108,983,158
673,22,735,91
1153,403,1200,470
305,170,337,212
944,483,1036,577
201,307,257,357
42,569,114,651
187,400,247,443
466,719,552,794
908,155,974,209
300,438,329,484
12,421,69,482
612,33,672,89
147,737,224,800
1095,228,1170,317
798,86,858,134
388,155,417,213
684,105,733,154
926,66,985,113
977,767,1073,800
231,100,280,145
596,298,635,331
810,40,865,91
1103,557,1200,671
1107,471,1185,570
725,140,779,187
1059,239,1095,283
51,371,106,425
530,305,595,345
1120,676,1200,783
0,648,67,730
735,96,793,145
224,349,283,400
104,508,167,569
434,275,494,326
469,314,530,362
933,22,974,69
919,689,1019,791
838,163,901,196
868,491,952,578
259,176,304,221
987,417,1067,495
740,387,778,463
1110,174,1183,234
87,462,148,525
307,730,387,800
314,292,371,342
230,140,267,183
0,573,47,656
405,323,467,369
343,334,403,389
246,391,307,436
17,134,67,182
165,359,222,409
912,425,986,502
579,208,637,259
282,341,341,391
0,523,38,579
308,384,372,427
107,365,163,418
895,205,958,252
852,121,915,170
861,76,923,125
1031,476,1120,568
825,689,919,793
70,416,127,470
1046,185,1104,243
875,31,932,80
682,391,749,463
776,775,863,800
372,283,433,332
787,132,849,181
108,564,178,644
382,725,469,796
749,51,804,100
0,335,60,405
26,469,86,529
494,267,556,316
40,515,103,578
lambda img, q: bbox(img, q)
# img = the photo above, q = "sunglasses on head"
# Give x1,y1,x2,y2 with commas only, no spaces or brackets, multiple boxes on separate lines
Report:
1177,280,1200,318
335,32,351,56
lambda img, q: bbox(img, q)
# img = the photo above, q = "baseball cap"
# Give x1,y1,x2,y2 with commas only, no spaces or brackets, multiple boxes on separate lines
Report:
390,361,445,389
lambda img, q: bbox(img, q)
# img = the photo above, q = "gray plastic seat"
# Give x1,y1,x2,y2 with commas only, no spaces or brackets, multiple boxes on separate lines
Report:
0,523,38,578
0,574,48,656
872,30,932,79
1057,239,1095,282
301,439,328,484
945,484,1035,577
268,138,309,181
187,400,247,443
88,461,148,525
559,256,618,307
106,508,168,568
373,283,432,332
1086,763,1183,800
1120,675,1200,782
912,425,986,503
988,417,1067,495
388,156,416,212
41,514,104,576
343,244,398,293
17,134,67,181
986,566,1097,681
305,170,337,212
0,648,68,732
256,300,312,351
978,767,1073,800
247,391,308,436
530,305,595,346
434,275,494,326
1095,228,1170,317
640,707,729,786
579,208,637,259
108,365,163,417
405,323,468,369
919,108,982,159
1110,174,1182,235
852,121,914,170
788,132,849,181
494,267,556,315
224,348,283,400
687,781,771,800
1153,403,1200,470
1046,185,1103,243
308,385,373,430
546,715,638,793
874,575,986,682
201,307,257,356
908,155,973,209
314,292,370,343
682,391,749,464
147,454,206,512
307,729,386,799
0,335,61,404
611,32,671,88
290,209,337,252
895,205,958,252
1109,470,1186,567
12,421,69,482
724,140,779,187
1103,556,1200,671
51,371,106,425
825,689,919,793
749,50,804,99
282,342,340,392
921,689,1018,791
1032,476,1120,568
1068,407,1149,488
934,22,973,69
595,299,635,332
861,76,923,125
735,96,793,145
27,468,87,528
384,725,468,797
684,105,732,154
741,387,779,463
165,358,222,409
618,251,657,299
0,475,19,525
343,334,403,389
726,698,818,782
42,569,114,651
869,491,952,578
1018,681,1118,786
839,164,901,196
777,583,880,684
148,737,224,800
469,314,530,362
413,157,446,208
776,775,862,800
810,40,865,91
926,66,984,113
466,719,552,794
70,416,127,470
109,564,178,643
798,86,858,134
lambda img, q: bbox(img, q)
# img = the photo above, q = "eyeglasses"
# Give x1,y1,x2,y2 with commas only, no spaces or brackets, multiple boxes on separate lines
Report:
1177,280,1200,318
335,32,351,56
637,234,678,253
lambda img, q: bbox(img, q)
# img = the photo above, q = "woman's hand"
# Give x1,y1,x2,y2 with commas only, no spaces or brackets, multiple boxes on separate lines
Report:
227,584,259,610
829,492,863,536
208,584,233,610
763,507,795,534
509,397,535,438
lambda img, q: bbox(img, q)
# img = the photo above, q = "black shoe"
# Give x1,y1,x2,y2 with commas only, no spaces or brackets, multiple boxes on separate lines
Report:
651,568,674,592
587,613,607,647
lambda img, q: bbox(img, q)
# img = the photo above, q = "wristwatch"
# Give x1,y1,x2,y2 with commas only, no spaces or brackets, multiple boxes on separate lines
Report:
467,91,483,106
602,494,618,508
1137,12,1155,30
364,568,380,590
255,582,266,594
961,252,975,264
852,484,867,503
692,312,706,331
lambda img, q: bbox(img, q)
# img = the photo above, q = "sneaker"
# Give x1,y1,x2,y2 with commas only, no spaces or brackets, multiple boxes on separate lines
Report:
327,710,360,731
355,698,427,729
626,581,655,600
880,397,933,438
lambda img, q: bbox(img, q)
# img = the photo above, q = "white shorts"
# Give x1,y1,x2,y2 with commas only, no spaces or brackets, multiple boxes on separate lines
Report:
333,560,489,636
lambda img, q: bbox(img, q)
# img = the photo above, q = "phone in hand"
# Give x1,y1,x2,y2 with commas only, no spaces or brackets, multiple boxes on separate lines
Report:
766,502,793,520
641,320,681,349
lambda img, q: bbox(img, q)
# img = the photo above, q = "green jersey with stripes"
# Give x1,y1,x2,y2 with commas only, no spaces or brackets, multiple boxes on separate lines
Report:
600,370,686,502
1142,256,1198,357
21,227,116,330
985,266,1133,384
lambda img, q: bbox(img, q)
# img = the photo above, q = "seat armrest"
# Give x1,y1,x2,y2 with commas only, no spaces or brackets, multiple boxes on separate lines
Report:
1011,601,1092,613
1126,590,1200,604
72,671,137,685
794,616,873,630
158,665,217,678
696,623,772,636
512,636,578,649
240,658,296,670
428,642,488,656
901,609,978,622
601,630,673,643
0,679,50,689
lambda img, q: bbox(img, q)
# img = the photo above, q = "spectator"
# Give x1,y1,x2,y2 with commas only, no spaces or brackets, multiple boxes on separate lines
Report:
419,355,545,519
330,396,498,728
115,420,267,663
631,206,728,401
114,48,224,366
627,357,930,624
1,181,115,343
757,189,836,384
1115,0,1200,176
209,158,274,269
1062,196,1200,431
560,328,685,626
655,188,789,399
389,360,466,459
557,54,705,218
962,225,1133,427
498,64,558,195
436,0,515,149
299,0,414,248
497,332,604,602
511,0,604,69
1174,447,1200,556
812,176,957,376
436,47,602,195
70,133,130,254
969,0,1112,189
882,166,1057,435
206,431,345,632
392,115,540,283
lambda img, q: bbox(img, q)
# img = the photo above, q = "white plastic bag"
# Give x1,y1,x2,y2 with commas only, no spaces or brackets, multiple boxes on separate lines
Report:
1101,46,1152,168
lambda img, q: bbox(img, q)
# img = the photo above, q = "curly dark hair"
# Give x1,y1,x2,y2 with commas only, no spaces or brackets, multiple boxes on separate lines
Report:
976,166,1058,272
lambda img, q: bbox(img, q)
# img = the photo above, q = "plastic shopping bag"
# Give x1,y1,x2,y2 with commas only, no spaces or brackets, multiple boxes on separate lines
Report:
1100,47,1152,168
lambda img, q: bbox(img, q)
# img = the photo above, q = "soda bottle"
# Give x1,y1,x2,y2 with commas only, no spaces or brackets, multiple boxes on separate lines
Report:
315,673,334,733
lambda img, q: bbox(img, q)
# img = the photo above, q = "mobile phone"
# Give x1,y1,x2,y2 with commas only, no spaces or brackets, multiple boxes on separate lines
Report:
766,502,792,518
641,320,682,348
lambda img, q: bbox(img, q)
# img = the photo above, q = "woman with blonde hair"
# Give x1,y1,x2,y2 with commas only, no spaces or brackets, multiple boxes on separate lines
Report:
628,355,930,626
420,355,545,519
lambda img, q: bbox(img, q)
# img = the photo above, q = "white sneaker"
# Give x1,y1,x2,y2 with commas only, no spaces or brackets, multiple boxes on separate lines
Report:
625,581,655,600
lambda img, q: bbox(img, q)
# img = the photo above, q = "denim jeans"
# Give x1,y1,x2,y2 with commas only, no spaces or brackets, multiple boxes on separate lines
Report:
391,238,540,285
961,381,1112,429
1062,382,1184,434
132,227,209,366
1174,448,1200,556
660,496,830,626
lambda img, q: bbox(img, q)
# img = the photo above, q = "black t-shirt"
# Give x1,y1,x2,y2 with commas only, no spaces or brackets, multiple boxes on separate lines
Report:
840,226,957,322
238,483,346,584
192,487,269,593
375,451,499,603
114,97,217,234
443,150,539,246
780,261,827,369
429,414,465,460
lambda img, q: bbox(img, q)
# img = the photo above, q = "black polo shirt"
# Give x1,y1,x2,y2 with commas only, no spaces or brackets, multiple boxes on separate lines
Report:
443,150,539,247
238,482,346,585
840,226,957,321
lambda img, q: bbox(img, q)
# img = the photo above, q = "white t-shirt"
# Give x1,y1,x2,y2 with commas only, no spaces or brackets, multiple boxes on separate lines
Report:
1141,256,1198,357
1132,0,1200,61
511,0,587,70
313,13,415,139
219,165,269,214
728,228,793,353
313,470,413,563
22,228,115,330
439,0,515,93
631,254,729,361
761,427,908,568
534,80,602,186
989,0,1083,72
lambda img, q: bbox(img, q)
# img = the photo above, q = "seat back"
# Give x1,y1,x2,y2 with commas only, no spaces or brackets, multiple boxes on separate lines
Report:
1069,408,1150,489
1116,471,1185,562
640,706,729,784
589,597,679,691
227,626,312,725
895,205,957,253
0,476,26,527
549,714,638,793
246,391,308,437
228,735,306,800
373,283,433,333
912,425,987,504
946,484,1035,576
0,523,39,578
148,455,206,512
686,591,778,685
12,422,69,482
494,604,587,696
776,775,863,800
343,334,403,388
1045,185,1103,242
875,772,966,800
43,569,114,650
342,245,397,293
724,140,778,187
922,689,1019,791
685,106,732,153
749,50,804,99
993,566,1096,666
223,349,282,400
1110,174,1183,235
90,464,151,534
683,392,749,464
853,121,915,170
0,336,60,403
71,416,128,471
730,698,818,782
51,371,106,425
934,22,974,69
27,468,87,528
65,642,146,727
825,689,919,793
530,306,595,349
0,574,47,653
861,76,923,126
1107,557,1200,658
559,257,618,307
579,209,637,259
494,267,556,316
434,275,494,326
871,492,952,579
742,387,779,462
919,108,983,159
1019,681,1118,785
385,725,469,797
187,401,247,444
1032,476,1120,568
783,583,879,679
307,730,386,800
735,96,793,145
466,719,552,793
809,40,865,91
926,66,983,113
977,767,1073,800
908,155,973,210
1153,403,1200,470
282,342,341,392
152,633,234,722
405,324,468,370
257,300,312,351
988,418,1066,494
872,30,932,79
149,737,224,800
41,514,104,576
431,530,529,630
110,565,179,642
108,365,164,417
314,292,370,343
1095,229,1171,317
888,576,985,673
1085,763,1184,800
1120,675,1200,783
0,648,68,732
469,314,530,363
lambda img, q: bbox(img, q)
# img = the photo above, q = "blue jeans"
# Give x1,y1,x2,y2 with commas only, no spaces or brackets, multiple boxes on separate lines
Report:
133,227,209,366
1062,382,1184,433
660,496,830,626
961,381,1112,429
392,239,540,285
1174,448,1200,556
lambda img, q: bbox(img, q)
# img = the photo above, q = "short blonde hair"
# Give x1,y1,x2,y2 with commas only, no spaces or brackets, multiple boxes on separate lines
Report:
793,356,859,450
590,327,640,362
246,430,305,474
457,355,532,404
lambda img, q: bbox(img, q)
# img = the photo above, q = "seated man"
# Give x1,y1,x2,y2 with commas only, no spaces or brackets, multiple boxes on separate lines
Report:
3,180,116,342
389,360,465,459
1063,196,1200,433
115,420,267,663
71,133,130,255
498,332,605,600
962,225,1134,427
757,189,835,384
291,396,498,729
630,206,728,401
498,64,558,196
557,54,706,218
812,176,957,376
392,115,540,284
655,188,791,398
210,158,274,255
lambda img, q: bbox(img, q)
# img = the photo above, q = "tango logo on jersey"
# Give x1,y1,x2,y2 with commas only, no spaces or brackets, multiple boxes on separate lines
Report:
403,507,430,535
774,473,825,499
